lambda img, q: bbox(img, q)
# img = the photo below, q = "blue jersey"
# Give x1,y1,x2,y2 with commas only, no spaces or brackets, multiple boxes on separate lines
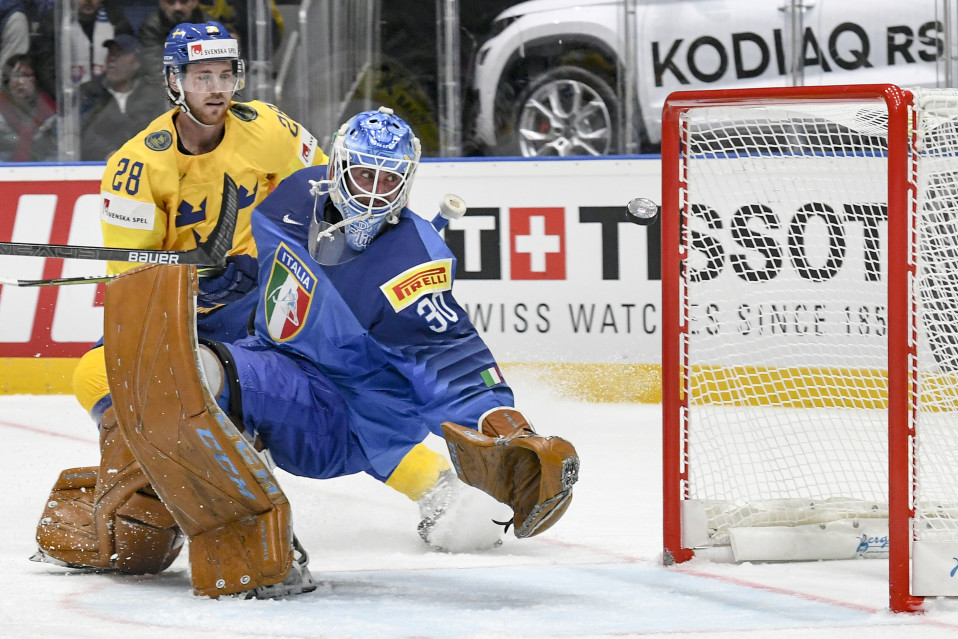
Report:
224,165,514,479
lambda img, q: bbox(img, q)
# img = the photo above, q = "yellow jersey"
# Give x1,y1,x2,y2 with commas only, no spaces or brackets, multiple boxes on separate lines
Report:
99,100,327,275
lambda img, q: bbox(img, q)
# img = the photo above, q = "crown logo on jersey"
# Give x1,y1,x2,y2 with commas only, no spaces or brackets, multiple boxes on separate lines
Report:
264,243,315,341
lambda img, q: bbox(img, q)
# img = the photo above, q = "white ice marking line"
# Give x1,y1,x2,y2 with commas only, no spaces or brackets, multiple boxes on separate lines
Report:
61,563,915,638
0,418,96,444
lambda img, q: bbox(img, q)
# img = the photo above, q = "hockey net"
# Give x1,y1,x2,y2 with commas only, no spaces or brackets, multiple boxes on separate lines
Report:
661,85,958,612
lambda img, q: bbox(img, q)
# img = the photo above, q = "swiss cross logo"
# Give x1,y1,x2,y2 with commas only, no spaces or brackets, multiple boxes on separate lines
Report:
509,207,565,280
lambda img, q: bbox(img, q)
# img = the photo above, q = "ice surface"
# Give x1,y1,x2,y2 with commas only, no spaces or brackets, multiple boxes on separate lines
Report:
5,372,958,638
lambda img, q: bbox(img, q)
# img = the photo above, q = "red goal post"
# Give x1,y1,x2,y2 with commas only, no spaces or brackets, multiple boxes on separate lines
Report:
660,84,958,613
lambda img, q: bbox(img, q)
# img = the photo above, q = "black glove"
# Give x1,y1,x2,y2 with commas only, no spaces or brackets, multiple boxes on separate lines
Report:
197,254,258,307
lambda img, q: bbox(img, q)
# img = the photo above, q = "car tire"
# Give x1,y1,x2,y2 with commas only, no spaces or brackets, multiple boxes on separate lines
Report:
507,65,620,157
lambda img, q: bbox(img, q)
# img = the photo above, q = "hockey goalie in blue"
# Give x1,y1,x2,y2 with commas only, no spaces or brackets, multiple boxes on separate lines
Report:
33,107,579,599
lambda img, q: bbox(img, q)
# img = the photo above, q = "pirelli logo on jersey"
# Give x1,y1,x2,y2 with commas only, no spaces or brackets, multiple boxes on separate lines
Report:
380,258,453,312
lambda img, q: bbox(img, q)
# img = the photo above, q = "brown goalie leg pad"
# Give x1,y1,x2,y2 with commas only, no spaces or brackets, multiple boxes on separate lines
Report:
35,409,184,574
35,466,99,566
442,415,579,538
94,407,183,573
189,505,293,597
103,264,294,596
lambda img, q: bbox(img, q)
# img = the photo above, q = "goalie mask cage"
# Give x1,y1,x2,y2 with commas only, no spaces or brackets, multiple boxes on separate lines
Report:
661,84,958,613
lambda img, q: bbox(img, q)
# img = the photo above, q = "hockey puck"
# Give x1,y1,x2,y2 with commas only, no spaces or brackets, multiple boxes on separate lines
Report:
626,197,659,226
439,194,467,220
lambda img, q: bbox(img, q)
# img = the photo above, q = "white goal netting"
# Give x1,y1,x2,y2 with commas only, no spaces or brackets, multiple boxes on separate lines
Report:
670,89,958,575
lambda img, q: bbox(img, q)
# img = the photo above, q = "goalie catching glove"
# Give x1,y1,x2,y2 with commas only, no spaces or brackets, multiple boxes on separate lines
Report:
441,407,579,538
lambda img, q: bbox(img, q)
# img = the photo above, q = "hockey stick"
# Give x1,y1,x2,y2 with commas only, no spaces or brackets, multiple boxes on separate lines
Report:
430,193,467,232
0,268,223,288
0,174,239,287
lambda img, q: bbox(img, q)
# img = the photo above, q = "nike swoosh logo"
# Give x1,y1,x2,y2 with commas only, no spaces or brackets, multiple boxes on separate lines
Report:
283,214,303,226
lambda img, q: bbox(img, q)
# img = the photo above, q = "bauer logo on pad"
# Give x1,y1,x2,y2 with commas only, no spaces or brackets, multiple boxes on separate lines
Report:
264,243,315,342
380,259,452,312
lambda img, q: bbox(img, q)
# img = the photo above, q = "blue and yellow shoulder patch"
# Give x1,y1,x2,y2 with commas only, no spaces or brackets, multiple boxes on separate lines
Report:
230,103,258,122
144,130,173,151
380,258,453,312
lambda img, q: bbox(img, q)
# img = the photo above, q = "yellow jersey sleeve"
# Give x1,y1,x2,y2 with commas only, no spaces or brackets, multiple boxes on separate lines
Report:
249,101,329,184
100,137,174,275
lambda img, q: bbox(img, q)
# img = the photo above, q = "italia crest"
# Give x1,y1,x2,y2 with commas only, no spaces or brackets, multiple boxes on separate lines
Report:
264,243,315,341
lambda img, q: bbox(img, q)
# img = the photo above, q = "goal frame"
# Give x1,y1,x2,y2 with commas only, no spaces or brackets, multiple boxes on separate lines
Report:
660,84,919,612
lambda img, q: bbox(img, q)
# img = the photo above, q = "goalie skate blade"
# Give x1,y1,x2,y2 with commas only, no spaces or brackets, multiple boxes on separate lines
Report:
29,549,111,573
242,558,317,599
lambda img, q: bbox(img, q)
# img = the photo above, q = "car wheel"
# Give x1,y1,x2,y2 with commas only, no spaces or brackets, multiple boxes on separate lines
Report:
512,65,619,157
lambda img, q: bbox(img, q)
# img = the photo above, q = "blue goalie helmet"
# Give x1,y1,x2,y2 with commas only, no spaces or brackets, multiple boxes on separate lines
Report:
163,21,245,101
326,107,421,252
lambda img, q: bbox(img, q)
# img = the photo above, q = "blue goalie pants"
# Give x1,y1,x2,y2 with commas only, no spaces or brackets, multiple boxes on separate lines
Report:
224,337,416,482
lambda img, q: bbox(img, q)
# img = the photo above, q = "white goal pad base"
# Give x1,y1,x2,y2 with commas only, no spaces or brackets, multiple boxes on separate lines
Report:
912,542,958,596
729,520,889,562
681,500,889,562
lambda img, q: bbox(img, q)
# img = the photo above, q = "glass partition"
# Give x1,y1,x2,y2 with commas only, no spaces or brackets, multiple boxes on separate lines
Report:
17,0,958,163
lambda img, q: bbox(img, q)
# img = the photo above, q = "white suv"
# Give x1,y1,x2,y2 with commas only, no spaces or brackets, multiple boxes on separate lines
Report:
468,0,943,156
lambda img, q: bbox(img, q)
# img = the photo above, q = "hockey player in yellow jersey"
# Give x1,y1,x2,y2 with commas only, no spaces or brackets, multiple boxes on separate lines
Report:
72,21,325,423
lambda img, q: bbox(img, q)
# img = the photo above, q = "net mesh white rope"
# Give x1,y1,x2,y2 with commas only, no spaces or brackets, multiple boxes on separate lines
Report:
912,89,958,545
679,99,894,549
665,86,958,604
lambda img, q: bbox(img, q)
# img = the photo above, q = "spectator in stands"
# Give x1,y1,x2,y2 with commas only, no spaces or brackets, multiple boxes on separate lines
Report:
30,0,133,100
79,34,166,161
0,0,28,75
137,0,215,77
199,0,283,54
0,53,55,161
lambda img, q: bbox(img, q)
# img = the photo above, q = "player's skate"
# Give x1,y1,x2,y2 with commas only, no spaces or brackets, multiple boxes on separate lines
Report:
243,536,316,599
442,407,579,538
417,469,512,552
